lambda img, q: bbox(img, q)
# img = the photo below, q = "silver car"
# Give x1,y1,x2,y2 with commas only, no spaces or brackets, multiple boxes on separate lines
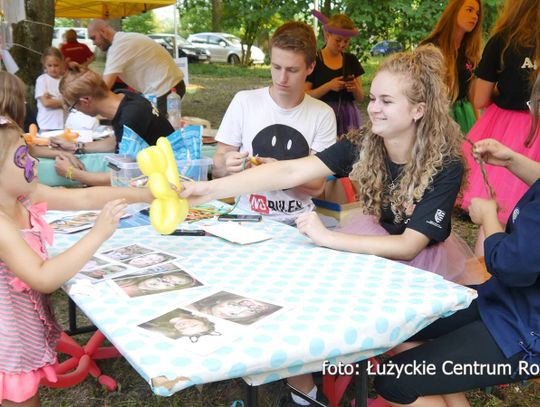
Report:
187,32,265,64
148,33,210,63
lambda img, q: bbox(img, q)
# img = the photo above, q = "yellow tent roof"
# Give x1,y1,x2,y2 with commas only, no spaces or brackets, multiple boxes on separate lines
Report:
55,0,176,19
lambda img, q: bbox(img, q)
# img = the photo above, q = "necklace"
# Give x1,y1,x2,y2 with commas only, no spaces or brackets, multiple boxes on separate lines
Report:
385,159,403,190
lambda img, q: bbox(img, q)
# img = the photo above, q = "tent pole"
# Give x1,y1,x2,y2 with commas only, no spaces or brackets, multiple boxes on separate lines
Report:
173,1,178,59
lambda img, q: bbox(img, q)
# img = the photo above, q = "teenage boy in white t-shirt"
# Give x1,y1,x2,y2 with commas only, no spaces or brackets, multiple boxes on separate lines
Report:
213,21,337,226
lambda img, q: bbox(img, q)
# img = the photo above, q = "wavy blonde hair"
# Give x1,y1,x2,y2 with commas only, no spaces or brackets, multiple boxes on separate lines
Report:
421,0,483,103
59,65,109,104
348,45,464,222
0,72,26,127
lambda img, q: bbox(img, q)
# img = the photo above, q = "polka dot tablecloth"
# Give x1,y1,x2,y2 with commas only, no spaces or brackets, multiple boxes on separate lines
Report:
50,217,477,397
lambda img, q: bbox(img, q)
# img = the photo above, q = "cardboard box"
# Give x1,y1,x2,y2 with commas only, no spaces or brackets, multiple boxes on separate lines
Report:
313,177,362,221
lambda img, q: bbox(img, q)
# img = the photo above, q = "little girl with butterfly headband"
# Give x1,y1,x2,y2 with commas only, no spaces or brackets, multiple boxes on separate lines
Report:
0,118,152,406
306,9,365,137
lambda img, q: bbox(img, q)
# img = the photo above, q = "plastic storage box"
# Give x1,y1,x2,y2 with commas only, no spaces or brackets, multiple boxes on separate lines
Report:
105,154,213,187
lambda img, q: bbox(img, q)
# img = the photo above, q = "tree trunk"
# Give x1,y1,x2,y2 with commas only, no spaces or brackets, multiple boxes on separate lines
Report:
11,0,55,108
211,0,221,32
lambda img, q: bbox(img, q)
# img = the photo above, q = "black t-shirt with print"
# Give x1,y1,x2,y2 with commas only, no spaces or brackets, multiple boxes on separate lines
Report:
306,52,365,103
315,138,464,243
475,33,535,111
111,90,174,147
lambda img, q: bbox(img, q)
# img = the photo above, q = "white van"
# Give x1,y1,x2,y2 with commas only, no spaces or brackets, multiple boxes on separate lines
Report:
52,27,96,52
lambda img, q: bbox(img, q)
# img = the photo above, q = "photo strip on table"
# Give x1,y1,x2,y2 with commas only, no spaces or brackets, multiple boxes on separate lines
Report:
80,263,128,281
136,306,246,355
99,244,180,269
49,211,101,234
184,290,285,326
110,264,205,298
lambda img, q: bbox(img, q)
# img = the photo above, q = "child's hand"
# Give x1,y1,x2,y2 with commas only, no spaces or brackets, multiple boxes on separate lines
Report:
295,211,331,246
91,199,127,240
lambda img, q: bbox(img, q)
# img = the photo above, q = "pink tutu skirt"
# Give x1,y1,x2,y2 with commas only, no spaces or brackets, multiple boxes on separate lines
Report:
336,212,484,285
461,104,540,222
0,362,57,403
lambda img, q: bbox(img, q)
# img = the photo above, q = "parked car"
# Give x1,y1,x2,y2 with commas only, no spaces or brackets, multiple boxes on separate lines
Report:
370,40,403,56
52,27,96,52
148,33,210,63
187,32,265,65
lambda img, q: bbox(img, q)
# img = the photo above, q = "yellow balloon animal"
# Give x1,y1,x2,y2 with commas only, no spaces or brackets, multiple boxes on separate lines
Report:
137,138,189,234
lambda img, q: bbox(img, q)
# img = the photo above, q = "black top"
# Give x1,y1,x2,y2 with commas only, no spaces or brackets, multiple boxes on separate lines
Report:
111,90,174,148
306,51,365,103
475,33,535,111
456,46,473,101
421,41,472,102
316,138,464,243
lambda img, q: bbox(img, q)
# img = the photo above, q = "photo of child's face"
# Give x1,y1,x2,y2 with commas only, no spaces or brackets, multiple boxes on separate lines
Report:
186,291,283,326
125,252,175,268
211,299,269,320
170,317,210,336
114,270,203,298
81,264,127,280
137,274,193,291
138,308,221,344
101,244,153,261
81,256,109,271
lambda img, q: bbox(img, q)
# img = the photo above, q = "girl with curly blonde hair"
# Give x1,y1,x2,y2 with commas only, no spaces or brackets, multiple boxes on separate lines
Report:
181,45,481,404
183,45,477,284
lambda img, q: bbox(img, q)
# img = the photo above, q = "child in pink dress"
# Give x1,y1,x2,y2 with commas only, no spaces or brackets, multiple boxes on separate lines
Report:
0,117,152,406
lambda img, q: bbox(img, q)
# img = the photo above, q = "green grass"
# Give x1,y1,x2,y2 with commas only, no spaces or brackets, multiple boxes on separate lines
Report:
189,62,272,78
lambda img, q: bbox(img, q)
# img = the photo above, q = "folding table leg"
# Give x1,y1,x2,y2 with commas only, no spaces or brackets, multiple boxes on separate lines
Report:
65,297,97,335
354,360,368,407
245,383,258,407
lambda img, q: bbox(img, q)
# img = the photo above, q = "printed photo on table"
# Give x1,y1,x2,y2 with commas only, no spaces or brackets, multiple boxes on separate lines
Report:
185,290,283,326
111,261,195,280
119,251,177,269
111,269,204,298
137,307,245,355
80,264,128,280
100,244,154,261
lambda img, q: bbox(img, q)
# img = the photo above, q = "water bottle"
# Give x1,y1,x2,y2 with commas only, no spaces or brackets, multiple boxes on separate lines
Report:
166,88,182,129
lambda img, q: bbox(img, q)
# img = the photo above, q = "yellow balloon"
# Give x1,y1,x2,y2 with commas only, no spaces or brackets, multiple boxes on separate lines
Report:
157,137,180,190
137,146,166,177
136,138,189,235
150,199,179,234
148,173,177,199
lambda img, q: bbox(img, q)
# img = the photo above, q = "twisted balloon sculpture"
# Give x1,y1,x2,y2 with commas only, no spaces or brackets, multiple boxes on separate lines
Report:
137,138,189,234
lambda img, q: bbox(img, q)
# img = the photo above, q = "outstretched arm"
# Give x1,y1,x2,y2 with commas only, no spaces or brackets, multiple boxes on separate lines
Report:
182,155,334,206
30,183,153,211
0,200,126,293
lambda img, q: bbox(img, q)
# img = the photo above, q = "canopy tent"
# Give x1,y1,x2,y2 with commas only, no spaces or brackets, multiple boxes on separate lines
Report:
55,0,176,19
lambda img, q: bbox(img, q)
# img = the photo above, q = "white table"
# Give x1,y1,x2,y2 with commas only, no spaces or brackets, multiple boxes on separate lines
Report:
50,216,477,400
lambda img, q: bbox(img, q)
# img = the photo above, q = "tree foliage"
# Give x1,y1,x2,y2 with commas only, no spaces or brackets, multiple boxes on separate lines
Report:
176,0,505,66
122,11,157,34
